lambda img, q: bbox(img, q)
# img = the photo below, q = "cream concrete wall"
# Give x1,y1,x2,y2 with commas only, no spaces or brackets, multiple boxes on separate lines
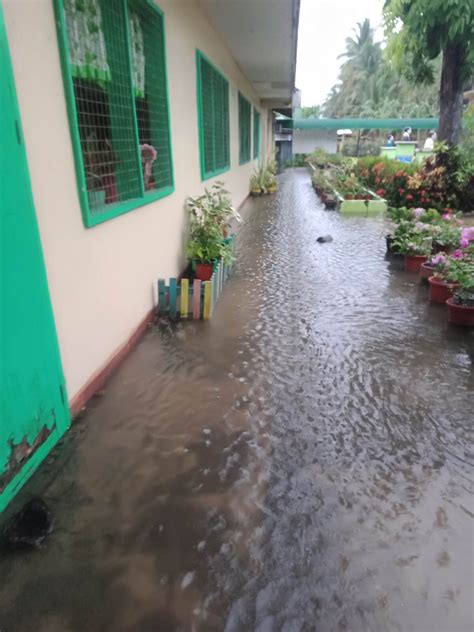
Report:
293,129,338,154
3,0,271,400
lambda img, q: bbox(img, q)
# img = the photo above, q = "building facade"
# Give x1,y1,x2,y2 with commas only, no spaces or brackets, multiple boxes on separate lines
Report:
0,0,299,511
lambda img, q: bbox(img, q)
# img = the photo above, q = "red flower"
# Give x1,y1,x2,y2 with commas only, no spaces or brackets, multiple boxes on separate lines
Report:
399,188,405,194
406,194,413,201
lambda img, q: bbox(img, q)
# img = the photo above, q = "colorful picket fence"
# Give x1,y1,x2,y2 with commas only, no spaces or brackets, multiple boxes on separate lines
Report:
157,256,233,320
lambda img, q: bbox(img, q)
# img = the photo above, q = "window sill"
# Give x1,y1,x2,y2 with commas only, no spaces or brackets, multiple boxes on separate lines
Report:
201,165,230,182
83,185,175,228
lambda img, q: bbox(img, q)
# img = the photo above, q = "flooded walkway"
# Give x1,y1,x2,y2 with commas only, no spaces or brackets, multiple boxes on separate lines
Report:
1,168,473,631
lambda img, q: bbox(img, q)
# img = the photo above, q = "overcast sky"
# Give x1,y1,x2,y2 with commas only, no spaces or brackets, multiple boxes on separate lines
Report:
296,0,385,107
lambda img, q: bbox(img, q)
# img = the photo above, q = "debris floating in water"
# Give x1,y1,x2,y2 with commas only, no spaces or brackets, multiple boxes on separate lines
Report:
316,235,333,243
181,571,196,589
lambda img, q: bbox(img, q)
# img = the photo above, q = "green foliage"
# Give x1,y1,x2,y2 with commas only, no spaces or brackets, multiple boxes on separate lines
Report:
461,105,474,152
311,171,334,196
384,0,474,83
188,182,241,230
355,157,417,206
322,18,440,119
308,148,348,169
284,154,308,168
186,231,233,264
355,145,474,212
341,139,381,157
298,105,322,119
250,164,278,195
444,258,474,289
392,221,434,255
186,182,240,264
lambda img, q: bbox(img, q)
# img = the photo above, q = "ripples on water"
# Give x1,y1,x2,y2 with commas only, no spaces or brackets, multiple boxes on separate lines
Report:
0,169,472,632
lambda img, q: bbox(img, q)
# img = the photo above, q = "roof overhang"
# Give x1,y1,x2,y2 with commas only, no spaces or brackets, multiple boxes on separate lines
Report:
199,0,300,108
292,118,439,130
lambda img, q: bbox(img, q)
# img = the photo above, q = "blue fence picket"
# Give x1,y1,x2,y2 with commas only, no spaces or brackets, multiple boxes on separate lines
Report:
169,278,177,319
158,279,166,314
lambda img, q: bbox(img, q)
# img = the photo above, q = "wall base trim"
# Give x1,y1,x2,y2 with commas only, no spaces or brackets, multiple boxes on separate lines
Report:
69,307,155,419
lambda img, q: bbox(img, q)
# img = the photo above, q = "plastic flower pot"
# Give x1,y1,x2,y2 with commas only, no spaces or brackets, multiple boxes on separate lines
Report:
405,254,427,273
386,235,394,254
446,298,474,327
195,262,214,281
419,261,435,281
428,276,459,304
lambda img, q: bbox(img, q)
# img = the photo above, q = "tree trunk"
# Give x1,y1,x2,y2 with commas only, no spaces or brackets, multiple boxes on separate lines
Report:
438,42,464,144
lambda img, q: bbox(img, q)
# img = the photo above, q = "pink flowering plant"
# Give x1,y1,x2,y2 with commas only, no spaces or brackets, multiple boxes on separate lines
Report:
460,226,474,249
430,253,450,277
435,222,462,250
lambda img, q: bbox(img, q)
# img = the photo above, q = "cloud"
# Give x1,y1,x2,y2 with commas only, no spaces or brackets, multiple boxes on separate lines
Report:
296,0,384,106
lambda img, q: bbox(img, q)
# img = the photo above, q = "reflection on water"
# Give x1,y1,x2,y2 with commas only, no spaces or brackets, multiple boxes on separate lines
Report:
1,169,473,632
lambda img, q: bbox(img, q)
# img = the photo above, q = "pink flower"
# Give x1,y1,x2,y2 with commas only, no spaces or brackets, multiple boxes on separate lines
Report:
460,226,474,242
460,237,470,248
451,249,464,259
431,253,449,267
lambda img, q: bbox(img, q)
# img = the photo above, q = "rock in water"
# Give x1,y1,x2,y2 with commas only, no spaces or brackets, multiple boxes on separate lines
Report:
317,235,333,243
1,498,53,549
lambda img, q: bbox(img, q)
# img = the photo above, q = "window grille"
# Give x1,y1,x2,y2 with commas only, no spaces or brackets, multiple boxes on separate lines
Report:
238,92,251,164
55,0,173,227
196,51,230,181
253,108,261,159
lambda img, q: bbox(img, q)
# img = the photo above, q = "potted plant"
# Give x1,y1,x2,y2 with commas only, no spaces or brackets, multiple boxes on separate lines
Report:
393,227,432,273
188,182,241,236
446,259,474,326
249,166,278,196
420,258,437,281
432,221,462,254
186,229,234,280
427,254,461,304
187,182,240,280
250,173,263,196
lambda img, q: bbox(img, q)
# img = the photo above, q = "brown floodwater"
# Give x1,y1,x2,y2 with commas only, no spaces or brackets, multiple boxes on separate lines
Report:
1,168,473,632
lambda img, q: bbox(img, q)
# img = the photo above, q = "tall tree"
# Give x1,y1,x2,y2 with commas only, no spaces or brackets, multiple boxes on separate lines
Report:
384,0,474,144
299,105,322,119
320,18,441,120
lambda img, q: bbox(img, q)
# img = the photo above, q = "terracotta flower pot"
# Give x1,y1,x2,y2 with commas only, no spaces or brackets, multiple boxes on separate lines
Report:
428,276,459,304
405,254,427,273
419,261,435,280
195,262,214,281
446,298,474,327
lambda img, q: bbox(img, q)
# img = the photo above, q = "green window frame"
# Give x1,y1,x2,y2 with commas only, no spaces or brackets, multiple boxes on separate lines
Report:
253,108,261,159
238,92,251,164
54,0,174,228
196,51,230,181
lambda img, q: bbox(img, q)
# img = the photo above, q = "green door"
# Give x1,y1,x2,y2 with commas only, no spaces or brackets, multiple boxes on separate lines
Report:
0,5,70,513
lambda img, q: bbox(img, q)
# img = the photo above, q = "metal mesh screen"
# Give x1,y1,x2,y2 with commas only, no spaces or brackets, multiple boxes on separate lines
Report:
197,53,230,179
131,1,173,192
253,109,260,159
239,92,251,164
62,0,172,217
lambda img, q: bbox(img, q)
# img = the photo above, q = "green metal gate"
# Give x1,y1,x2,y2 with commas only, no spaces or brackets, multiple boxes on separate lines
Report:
0,5,70,512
